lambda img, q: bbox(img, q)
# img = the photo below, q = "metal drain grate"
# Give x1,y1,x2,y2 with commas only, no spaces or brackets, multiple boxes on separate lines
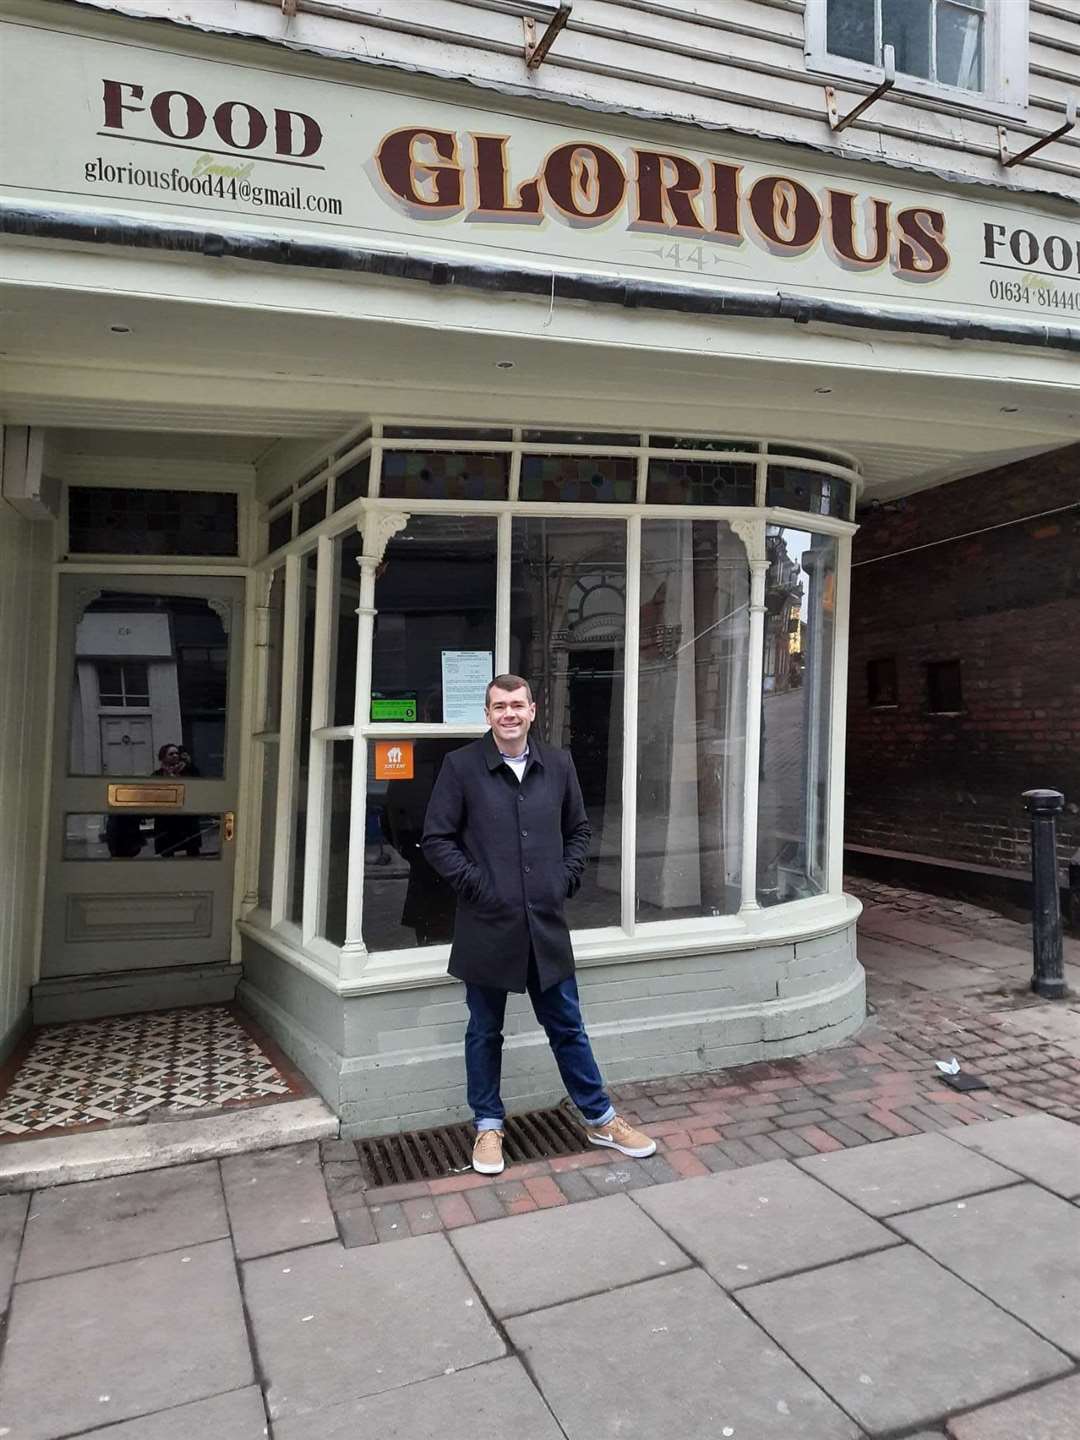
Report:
356,1105,589,1186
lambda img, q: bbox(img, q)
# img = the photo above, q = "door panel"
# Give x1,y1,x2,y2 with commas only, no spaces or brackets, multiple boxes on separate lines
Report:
43,576,245,978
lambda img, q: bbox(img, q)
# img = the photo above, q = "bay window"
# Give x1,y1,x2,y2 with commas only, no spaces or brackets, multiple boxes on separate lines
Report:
249,426,857,976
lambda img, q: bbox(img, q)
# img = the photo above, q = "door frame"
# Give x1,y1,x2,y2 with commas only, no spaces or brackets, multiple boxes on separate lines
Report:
38,560,258,992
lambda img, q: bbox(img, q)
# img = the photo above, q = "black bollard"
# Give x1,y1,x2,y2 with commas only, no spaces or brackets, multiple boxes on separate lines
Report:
1022,789,1066,1000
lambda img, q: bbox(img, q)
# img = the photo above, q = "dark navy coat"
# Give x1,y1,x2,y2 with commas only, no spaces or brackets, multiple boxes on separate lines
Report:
421,731,591,992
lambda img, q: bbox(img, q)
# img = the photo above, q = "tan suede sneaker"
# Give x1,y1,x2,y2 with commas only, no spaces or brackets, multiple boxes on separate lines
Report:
472,1129,505,1175
585,1115,657,1158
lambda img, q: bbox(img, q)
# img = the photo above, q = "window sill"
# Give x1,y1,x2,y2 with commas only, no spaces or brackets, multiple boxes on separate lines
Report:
805,57,1028,126
239,892,863,997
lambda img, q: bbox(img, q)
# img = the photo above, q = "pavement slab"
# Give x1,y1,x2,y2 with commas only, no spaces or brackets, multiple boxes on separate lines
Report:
739,1245,1071,1437
0,1238,252,1440
221,1142,337,1260
61,1386,269,1438
795,1133,1021,1217
945,1372,1080,1440
633,1158,898,1289
243,1233,504,1423
0,1191,28,1307
507,1268,861,1440
449,1193,689,1318
16,1160,228,1281
892,1183,1080,1358
944,1114,1080,1199
273,1357,564,1440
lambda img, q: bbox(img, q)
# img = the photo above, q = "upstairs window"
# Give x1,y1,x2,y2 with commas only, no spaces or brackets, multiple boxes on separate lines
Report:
805,0,1027,116
926,658,963,714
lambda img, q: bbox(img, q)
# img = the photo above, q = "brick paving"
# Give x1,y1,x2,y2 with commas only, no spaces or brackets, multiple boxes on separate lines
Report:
323,879,1080,1243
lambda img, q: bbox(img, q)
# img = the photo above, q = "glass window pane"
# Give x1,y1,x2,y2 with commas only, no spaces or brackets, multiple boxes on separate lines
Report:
510,517,626,929
288,554,318,925
937,1,983,89
637,521,749,920
883,0,931,78
380,452,508,501
64,813,221,860
757,528,837,906
651,437,755,453
267,509,293,553
257,741,278,908
520,455,637,503
522,429,638,446
323,740,353,945
647,458,755,507
334,455,369,510
826,0,876,61
372,515,497,723
766,466,851,518
262,568,285,733
363,737,471,951
383,426,512,441
297,484,327,535
68,488,239,557
330,531,362,727
71,594,228,778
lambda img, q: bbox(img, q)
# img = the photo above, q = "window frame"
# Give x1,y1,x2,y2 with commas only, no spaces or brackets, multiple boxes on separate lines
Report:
804,0,1029,121
245,423,861,985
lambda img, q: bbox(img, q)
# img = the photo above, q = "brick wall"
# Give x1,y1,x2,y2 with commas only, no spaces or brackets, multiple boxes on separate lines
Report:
846,443,1080,875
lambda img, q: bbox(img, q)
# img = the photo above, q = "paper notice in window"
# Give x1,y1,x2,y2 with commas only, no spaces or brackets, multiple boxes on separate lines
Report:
441,651,492,725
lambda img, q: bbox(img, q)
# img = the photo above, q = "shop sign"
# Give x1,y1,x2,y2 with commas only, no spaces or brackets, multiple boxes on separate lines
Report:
371,697,417,723
1,19,1077,326
373,741,414,781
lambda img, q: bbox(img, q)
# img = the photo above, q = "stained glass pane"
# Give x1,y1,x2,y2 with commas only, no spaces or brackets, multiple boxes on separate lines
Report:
647,459,755,507
520,455,637,503
69,488,239,557
380,451,508,501
766,467,851,518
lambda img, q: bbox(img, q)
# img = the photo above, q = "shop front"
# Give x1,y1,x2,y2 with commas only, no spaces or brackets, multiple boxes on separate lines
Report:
1,2,1077,1133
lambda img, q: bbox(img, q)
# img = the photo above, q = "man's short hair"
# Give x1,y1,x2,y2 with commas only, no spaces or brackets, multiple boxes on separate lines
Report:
485,674,534,706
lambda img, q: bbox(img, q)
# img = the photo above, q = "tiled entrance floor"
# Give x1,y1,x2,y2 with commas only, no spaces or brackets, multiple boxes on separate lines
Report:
0,1006,305,1138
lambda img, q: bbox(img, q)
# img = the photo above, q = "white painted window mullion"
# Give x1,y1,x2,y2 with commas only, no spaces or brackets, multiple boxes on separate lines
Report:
495,510,512,676
621,514,642,936
270,552,302,928
827,533,853,894
302,534,336,944
734,519,769,912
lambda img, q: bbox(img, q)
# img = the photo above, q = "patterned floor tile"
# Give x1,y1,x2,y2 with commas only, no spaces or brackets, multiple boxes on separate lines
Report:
0,1007,299,1138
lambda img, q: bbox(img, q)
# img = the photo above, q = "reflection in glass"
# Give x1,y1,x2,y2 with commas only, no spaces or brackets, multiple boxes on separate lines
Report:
510,517,625,929
289,555,318,925
766,466,851,518
65,814,221,860
637,521,748,919
331,532,362,727
323,741,353,945
363,739,469,951
826,0,874,62
70,593,229,778
937,0,983,90
372,515,497,723
883,0,931,79
256,742,278,908
757,528,837,906
263,568,285,733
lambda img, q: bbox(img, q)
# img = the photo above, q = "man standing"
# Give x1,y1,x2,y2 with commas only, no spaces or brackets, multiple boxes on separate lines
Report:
422,674,656,1175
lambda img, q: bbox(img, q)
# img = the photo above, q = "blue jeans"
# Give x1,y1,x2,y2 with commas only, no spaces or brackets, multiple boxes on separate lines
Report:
465,956,615,1132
